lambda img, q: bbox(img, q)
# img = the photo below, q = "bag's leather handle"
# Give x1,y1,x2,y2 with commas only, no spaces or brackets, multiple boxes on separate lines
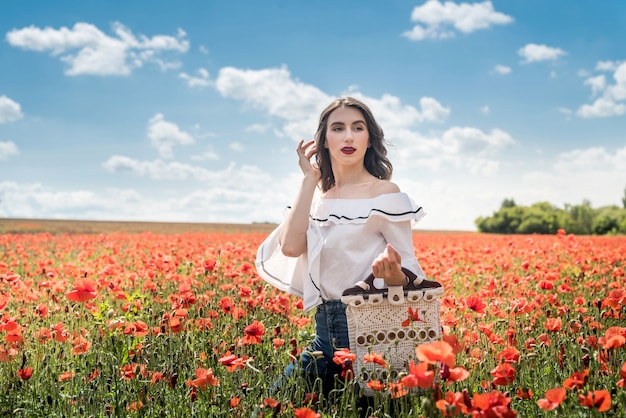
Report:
342,267,442,297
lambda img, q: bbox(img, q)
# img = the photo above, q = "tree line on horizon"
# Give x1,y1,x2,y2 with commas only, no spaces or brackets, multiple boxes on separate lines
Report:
475,187,626,235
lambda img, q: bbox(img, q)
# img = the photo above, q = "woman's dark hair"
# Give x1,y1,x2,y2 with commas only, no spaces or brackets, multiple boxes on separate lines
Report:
314,97,393,192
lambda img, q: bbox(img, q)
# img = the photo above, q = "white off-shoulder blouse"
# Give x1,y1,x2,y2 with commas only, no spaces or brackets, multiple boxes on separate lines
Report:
255,192,427,312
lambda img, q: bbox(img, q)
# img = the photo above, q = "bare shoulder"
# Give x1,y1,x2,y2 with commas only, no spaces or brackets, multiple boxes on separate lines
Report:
372,179,401,196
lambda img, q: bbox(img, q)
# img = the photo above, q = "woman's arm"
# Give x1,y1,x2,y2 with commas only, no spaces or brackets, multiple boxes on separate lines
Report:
279,140,320,257
373,215,423,285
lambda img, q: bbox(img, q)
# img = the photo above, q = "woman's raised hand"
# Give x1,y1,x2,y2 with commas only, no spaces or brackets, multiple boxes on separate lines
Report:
297,139,320,180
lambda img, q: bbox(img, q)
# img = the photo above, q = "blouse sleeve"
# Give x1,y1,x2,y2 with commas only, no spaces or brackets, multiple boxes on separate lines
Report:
379,217,428,280
255,222,307,298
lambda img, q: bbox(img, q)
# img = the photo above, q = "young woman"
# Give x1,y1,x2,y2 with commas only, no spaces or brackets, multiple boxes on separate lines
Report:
255,96,428,395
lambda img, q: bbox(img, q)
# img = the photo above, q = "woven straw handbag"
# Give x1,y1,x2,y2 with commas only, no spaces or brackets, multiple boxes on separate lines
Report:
341,268,444,395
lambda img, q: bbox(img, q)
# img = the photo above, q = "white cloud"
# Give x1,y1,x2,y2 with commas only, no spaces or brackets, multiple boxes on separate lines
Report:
6,22,189,76
519,145,626,209
596,60,623,72
350,93,450,129
577,68,590,77
216,65,330,120
583,75,606,96
0,96,24,124
212,65,519,178
554,146,626,172
518,43,567,63
102,156,270,186
179,68,211,88
442,126,514,155
577,62,626,118
147,113,194,159
245,123,272,134
215,65,453,142
491,64,512,75
0,141,19,160
480,105,490,114
465,157,500,176
388,126,515,177
191,147,219,161
0,179,294,224
577,98,626,118
230,142,245,152
403,0,513,41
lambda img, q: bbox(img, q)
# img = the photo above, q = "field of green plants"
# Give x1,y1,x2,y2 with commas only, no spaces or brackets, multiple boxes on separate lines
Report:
0,229,624,416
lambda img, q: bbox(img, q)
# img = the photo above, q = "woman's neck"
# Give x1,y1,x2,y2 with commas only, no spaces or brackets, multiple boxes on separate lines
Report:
325,167,380,199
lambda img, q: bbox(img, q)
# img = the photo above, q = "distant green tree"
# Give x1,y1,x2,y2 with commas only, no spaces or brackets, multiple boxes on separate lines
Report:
517,202,562,234
475,205,524,233
592,205,626,235
501,198,516,209
476,193,626,235
622,186,626,209
565,200,594,235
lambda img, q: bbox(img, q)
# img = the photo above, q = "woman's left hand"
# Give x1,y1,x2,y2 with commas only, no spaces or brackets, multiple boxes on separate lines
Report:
372,244,407,286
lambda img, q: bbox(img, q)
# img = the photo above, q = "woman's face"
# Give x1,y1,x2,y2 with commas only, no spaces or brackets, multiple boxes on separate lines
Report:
324,106,370,167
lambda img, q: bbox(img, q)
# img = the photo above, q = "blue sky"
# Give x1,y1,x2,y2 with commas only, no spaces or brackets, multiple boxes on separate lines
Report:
1,0,625,231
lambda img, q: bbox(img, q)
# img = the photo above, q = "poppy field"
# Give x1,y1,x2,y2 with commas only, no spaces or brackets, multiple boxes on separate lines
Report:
0,228,625,417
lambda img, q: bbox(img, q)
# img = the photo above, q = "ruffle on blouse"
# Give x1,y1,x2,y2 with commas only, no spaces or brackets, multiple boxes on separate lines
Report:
310,192,425,226
255,192,425,312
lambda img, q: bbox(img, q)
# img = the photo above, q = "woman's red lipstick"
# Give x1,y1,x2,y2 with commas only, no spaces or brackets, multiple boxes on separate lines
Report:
341,147,356,155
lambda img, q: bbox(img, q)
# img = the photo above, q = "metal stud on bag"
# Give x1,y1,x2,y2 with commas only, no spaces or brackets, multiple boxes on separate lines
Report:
341,268,444,396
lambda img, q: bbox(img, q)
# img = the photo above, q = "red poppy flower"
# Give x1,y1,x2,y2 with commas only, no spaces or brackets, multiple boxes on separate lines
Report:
366,380,386,391
242,320,265,345
563,369,589,390
363,352,387,368
87,369,100,383
294,408,320,418
18,367,33,380
126,401,144,412
490,363,516,386
599,326,626,349
465,295,486,313
617,362,626,388
447,366,469,383
471,391,515,417
537,387,566,411
58,371,76,382
169,317,184,333
436,391,469,416
388,381,408,399
186,367,219,390
544,317,562,332
71,335,91,355
578,389,611,412
415,340,455,367
3,321,22,343
332,348,356,378
516,387,534,399
402,306,425,326
401,361,434,389
218,353,247,372
496,346,520,363
66,278,98,302
262,397,279,408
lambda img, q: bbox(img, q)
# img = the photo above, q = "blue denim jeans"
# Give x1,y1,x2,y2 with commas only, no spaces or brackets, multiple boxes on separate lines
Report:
278,300,349,393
